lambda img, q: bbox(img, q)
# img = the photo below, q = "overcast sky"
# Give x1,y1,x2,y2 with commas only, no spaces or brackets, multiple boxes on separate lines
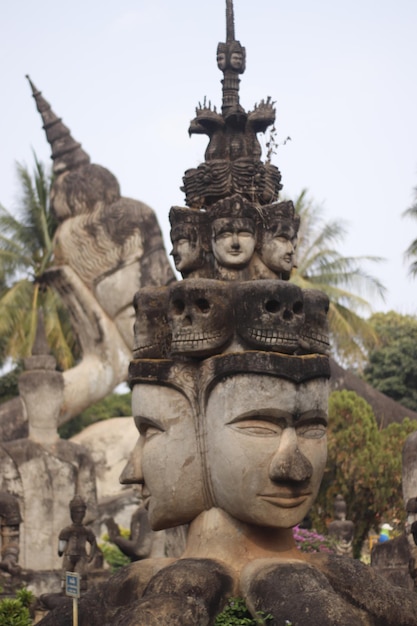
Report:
2,0,417,316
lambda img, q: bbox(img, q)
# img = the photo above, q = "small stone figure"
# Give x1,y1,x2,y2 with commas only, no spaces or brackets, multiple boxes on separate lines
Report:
58,496,98,591
0,493,22,576
328,494,355,557
104,504,153,562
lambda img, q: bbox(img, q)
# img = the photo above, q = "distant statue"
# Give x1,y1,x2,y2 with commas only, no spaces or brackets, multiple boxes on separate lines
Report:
0,493,22,576
328,495,355,557
104,504,153,562
58,496,98,591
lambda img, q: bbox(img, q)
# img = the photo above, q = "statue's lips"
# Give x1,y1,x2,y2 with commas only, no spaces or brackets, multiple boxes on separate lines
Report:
141,486,151,508
259,492,311,508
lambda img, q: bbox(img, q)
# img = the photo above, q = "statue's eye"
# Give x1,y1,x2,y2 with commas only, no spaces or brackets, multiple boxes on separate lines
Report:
138,421,164,440
230,419,282,436
296,423,326,439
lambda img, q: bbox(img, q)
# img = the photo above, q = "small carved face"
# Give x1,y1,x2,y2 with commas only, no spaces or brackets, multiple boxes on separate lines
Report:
205,374,328,528
260,225,298,275
217,51,227,71
128,384,205,530
133,287,170,359
298,290,330,356
230,51,244,71
236,281,304,353
170,234,201,273
212,218,256,269
168,280,233,357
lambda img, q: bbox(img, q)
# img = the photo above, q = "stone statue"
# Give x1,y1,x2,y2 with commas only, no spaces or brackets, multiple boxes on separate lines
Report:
26,76,175,424
328,494,355,557
37,1,417,624
104,504,154,562
58,496,98,591
0,312,98,571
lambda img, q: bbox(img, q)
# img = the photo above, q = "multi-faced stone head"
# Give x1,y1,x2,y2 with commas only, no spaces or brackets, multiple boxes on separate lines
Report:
201,352,330,528
168,279,234,357
236,280,304,353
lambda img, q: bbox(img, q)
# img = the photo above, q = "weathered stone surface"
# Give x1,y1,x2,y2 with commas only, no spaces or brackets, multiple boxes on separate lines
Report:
0,438,97,570
311,553,417,625
371,533,413,590
242,560,368,626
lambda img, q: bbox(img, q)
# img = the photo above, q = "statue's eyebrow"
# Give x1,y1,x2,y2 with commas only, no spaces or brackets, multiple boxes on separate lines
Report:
227,408,328,426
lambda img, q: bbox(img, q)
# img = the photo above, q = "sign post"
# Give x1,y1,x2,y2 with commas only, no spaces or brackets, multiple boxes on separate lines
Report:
65,571,81,626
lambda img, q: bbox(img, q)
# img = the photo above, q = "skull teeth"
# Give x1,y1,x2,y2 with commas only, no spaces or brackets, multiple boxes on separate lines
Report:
246,328,298,344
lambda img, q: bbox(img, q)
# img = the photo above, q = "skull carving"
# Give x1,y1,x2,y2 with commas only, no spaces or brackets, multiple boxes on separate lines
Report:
236,280,304,354
298,289,330,355
168,279,233,357
132,286,171,358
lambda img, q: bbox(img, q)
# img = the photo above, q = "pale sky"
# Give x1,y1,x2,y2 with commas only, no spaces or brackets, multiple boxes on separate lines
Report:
2,0,417,316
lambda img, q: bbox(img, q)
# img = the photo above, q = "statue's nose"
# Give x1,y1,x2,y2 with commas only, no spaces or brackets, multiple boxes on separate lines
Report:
268,428,313,483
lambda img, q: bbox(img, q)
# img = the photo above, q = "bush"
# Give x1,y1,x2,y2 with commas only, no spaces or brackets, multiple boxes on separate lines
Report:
214,597,273,625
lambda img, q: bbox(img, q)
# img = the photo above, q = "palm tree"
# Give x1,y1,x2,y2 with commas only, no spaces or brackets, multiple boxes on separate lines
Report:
403,195,417,278
289,189,386,368
0,155,77,370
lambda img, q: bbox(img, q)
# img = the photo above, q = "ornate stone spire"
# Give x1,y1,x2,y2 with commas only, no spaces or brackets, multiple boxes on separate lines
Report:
26,75,90,174
181,0,281,210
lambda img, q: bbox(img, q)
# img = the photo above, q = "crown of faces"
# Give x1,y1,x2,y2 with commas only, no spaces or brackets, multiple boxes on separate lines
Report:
169,196,300,281
132,278,330,360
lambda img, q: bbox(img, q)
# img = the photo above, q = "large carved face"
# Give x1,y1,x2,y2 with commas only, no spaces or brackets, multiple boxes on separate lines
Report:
236,281,304,353
211,218,256,269
168,280,233,357
128,383,205,530
260,224,297,275
205,374,328,528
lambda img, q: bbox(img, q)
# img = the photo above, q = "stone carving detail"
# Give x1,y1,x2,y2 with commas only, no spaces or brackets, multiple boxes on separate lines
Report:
58,496,98,591
328,494,355,557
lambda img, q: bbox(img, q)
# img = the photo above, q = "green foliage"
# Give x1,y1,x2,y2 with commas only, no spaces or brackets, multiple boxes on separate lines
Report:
403,193,417,277
99,528,131,571
364,311,417,411
214,597,273,625
0,363,23,404
0,156,78,371
0,588,34,626
312,390,417,557
288,189,385,368
58,392,131,438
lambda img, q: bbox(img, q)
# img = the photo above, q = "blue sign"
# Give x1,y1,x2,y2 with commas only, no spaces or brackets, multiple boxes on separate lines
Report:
65,571,81,598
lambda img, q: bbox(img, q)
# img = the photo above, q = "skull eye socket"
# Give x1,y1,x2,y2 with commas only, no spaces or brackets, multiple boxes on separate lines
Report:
172,299,185,315
265,300,280,313
195,298,210,313
293,301,303,315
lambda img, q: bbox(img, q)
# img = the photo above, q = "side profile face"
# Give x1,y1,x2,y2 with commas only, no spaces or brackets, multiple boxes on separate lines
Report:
212,218,256,269
260,226,297,275
170,235,201,273
205,374,328,528
127,384,205,530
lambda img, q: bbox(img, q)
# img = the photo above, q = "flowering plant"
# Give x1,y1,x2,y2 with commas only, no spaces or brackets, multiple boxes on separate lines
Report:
293,526,336,554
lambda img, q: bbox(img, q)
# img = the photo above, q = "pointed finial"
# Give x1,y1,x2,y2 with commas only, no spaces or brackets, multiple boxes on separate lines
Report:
26,75,90,175
32,309,49,356
226,0,235,42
